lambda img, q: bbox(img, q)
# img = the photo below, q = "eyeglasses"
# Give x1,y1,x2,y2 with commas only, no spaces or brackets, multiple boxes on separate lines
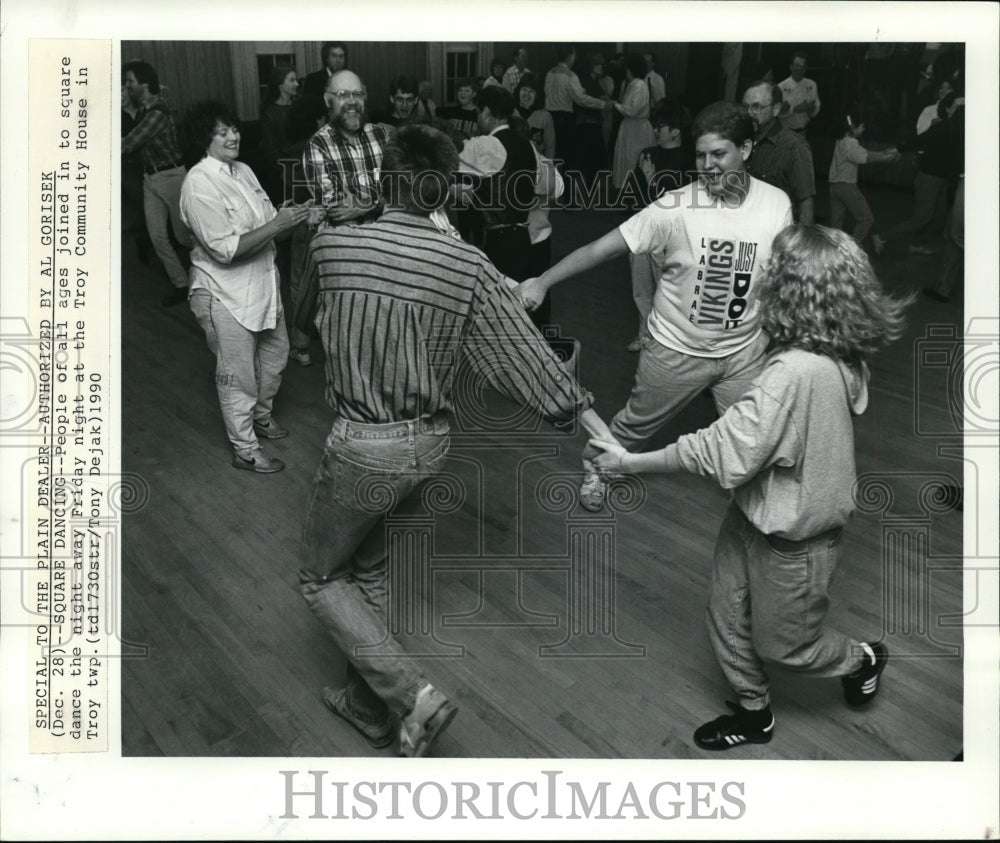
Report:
330,89,366,101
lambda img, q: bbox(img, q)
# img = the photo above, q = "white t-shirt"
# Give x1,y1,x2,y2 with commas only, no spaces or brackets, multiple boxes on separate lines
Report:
619,177,792,357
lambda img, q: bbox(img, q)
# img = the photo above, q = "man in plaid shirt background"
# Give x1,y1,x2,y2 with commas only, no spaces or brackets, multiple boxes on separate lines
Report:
121,60,194,307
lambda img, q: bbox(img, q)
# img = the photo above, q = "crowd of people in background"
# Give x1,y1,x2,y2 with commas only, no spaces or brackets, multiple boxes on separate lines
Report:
118,41,964,759
121,44,965,314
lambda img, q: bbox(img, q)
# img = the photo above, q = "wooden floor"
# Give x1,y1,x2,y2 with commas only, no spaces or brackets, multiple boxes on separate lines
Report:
121,180,966,760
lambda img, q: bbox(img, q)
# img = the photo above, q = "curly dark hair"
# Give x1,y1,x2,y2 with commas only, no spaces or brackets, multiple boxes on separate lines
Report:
185,100,240,156
759,225,913,364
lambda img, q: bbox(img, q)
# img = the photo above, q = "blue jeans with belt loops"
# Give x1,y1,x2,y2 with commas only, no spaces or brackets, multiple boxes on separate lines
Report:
299,416,451,720
706,502,863,711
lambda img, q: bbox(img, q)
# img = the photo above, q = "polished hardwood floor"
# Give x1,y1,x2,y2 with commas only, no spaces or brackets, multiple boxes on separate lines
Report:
121,179,966,759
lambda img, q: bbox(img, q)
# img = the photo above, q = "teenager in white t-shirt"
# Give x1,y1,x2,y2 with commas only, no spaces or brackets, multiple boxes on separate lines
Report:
517,101,792,511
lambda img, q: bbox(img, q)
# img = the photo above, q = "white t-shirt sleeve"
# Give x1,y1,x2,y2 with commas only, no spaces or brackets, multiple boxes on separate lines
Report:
618,202,674,256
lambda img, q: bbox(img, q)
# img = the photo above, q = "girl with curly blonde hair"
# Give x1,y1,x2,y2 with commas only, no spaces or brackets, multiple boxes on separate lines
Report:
589,224,912,752
759,223,911,363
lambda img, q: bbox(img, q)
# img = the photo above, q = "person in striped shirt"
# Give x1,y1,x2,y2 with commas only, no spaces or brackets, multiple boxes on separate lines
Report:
296,123,616,758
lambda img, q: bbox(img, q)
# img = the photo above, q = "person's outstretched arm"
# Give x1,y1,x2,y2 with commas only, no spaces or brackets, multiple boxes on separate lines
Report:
517,228,629,311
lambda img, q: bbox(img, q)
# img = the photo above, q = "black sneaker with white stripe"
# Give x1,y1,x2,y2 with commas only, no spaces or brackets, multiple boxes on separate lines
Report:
841,641,889,706
693,701,775,751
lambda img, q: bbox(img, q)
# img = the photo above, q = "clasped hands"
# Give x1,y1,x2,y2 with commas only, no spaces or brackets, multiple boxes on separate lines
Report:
515,276,548,313
276,200,322,230
587,439,630,477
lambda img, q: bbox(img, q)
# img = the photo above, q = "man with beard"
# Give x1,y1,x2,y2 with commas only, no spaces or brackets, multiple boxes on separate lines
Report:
304,69,391,227
742,80,815,224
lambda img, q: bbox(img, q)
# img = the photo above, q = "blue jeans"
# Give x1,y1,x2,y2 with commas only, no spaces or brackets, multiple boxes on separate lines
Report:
706,503,862,710
299,416,451,719
189,289,289,455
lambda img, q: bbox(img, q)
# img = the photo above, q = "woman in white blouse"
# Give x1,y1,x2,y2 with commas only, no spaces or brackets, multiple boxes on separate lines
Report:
612,53,656,194
180,100,315,474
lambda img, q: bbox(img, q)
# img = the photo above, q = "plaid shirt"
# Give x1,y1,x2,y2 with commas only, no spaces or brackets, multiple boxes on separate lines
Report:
303,122,392,225
120,102,184,172
502,65,529,92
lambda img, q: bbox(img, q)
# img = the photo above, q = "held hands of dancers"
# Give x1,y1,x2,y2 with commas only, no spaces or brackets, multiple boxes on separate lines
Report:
277,199,322,230
516,276,548,312
589,439,671,475
274,200,311,231
589,438,630,474
325,182,373,223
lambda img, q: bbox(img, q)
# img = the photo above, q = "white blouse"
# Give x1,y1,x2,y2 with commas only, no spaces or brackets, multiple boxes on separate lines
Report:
180,157,279,331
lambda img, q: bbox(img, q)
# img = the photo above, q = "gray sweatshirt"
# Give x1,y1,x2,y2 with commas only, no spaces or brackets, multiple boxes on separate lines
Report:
664,348,869,540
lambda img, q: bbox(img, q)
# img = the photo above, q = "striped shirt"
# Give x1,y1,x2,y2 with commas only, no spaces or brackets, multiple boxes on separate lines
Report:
304,211,592,425
120,102,184,171
303,121,392,225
